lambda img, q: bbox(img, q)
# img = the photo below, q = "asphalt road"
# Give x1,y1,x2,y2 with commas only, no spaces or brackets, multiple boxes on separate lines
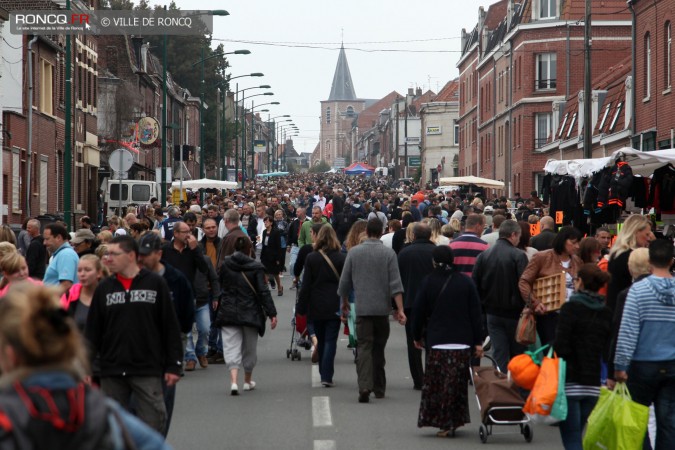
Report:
167,273,564,450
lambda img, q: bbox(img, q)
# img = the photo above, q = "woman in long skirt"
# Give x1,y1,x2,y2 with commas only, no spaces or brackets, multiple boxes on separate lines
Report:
412,246,484,437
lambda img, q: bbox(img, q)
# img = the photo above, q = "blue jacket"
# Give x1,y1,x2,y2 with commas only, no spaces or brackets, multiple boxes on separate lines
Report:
615,275,675,371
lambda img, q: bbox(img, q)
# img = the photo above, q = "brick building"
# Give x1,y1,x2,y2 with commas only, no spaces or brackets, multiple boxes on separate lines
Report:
457,0,632,197
0,0,100,226
630,0,675,150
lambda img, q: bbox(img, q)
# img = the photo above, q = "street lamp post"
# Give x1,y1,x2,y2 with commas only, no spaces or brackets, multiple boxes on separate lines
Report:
268,116,291,172
192,48,249,197
248,101,279,178
238,90,273,188
161,9,228,205
278,123,298,171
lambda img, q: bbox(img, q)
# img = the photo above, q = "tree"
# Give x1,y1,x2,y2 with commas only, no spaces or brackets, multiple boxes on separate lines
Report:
308,160,331,173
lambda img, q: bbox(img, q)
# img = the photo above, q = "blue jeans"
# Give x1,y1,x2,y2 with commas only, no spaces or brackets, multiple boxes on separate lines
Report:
628,360,675,450
559,395,598,450
289,245,299,276
313,318,341,383
185,303,211,361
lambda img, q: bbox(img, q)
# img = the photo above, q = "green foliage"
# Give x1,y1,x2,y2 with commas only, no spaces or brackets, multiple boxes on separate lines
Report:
308,160,331,173
102,0,231,171
286,161,299,174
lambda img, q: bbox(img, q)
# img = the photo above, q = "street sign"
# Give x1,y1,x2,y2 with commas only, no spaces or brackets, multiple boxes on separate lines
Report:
137,116,159,145
109,148,133,173
408,156,421,167
155,167,172,183
254,140,266,153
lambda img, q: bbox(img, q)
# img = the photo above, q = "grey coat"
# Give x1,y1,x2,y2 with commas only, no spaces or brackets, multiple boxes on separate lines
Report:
338,239,404,316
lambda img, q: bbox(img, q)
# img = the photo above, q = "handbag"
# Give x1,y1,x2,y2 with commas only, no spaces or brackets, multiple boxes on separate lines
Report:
241,272,267,337
522,347,561,424
515,306,537,346
583,383,649,450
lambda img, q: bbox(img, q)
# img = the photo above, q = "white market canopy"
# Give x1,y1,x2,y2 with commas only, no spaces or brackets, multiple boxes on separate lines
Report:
170,178,237,190
543,147,675,178
256,172,290,178
438,175,505,188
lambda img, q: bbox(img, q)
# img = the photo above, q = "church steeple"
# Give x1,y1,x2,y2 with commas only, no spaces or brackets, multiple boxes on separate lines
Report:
328,44,357,101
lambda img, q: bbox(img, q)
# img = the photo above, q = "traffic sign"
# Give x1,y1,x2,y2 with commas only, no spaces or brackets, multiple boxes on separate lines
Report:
109,148,133,172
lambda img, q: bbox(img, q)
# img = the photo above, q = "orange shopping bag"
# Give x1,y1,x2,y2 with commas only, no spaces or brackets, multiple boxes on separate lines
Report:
522,347,560,424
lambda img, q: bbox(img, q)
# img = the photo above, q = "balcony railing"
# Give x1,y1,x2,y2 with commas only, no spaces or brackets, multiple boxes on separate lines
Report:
535,78,557,90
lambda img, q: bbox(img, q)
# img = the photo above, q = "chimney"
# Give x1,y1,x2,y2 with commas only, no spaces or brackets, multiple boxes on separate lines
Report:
578,91,584,137
461,28,467,52
408,88,414,96
479,7,487,52
131,36,143,72
416,87,422,97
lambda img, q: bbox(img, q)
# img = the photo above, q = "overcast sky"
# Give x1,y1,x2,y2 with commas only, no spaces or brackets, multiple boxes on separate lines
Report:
154,0,494,155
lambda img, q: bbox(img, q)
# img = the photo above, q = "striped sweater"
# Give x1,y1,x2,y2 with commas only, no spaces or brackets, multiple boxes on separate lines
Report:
614,275,675,371
449,233,488,277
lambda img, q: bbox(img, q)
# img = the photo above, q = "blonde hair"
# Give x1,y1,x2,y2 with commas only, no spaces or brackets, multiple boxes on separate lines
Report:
0,284,86,374
1,252,25,276
627,248,651,279
313,225,341,252
345,220,368,251
79,254,109,278
95,244,109,260
404,223,415,244
609,215,651,260
422,218,443,244
0,224,17,246
449,217,462,233
441,223,455,239
0,242,17,272
97,230,113,244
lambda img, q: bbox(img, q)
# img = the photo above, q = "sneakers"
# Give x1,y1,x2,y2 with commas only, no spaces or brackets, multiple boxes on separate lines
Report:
482,336,492,352
243,381,256,391
231,383,239,396
198,355,209,368
185,360,197,371
321,381,335,388
358,389,371,403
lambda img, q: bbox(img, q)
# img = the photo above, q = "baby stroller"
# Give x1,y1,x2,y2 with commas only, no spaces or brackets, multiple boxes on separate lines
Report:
286,283,311,361
470,355,533,444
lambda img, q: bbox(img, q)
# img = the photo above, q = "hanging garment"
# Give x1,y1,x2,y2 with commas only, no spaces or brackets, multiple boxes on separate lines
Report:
648,164,675,214
607,161,633,209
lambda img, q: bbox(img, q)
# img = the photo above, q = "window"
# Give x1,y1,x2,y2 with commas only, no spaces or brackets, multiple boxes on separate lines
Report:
454,120,459,145
12,151,20,212
540,0,556,19
566,112,577,139
598,103,612,131
40,158,48,215
645,32,651,99
535,113,552,148
326,107,331,124
666,22,672,90
558,113,569,138
109,184,128,201
536,53,557,90
132,185,151,202
609,102,623,132
40,60,54,115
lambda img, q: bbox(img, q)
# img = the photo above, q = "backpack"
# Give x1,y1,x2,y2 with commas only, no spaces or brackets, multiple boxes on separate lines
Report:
0,380,136,450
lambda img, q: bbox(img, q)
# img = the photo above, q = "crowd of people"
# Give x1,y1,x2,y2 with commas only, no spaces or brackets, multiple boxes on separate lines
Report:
0,172,671,449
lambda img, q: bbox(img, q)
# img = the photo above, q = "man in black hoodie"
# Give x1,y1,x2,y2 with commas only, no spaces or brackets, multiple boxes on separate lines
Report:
86,235,183,435
137,232,195,435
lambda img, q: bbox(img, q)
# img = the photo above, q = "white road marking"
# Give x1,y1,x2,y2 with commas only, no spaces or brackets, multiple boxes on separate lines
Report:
313,440,336,450
312,363,322,387
312,396,333,427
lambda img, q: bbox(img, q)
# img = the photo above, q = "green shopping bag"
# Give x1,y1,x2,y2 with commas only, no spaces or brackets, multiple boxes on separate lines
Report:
550,357,567,421
583,383,649,450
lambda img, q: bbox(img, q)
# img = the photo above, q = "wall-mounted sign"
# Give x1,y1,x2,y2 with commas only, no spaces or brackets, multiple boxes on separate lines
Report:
138,116,159,145
408,156,421,167
405,136,420,143
254,140,267,153
426,126,442,135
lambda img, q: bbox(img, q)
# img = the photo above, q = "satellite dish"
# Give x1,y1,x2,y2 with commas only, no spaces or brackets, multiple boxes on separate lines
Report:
109,148,134,173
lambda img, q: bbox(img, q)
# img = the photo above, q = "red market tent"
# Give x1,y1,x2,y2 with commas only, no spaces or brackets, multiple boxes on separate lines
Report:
344,162,376,175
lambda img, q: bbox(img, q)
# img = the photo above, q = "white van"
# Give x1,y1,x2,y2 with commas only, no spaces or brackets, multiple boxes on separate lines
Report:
102,178,161,218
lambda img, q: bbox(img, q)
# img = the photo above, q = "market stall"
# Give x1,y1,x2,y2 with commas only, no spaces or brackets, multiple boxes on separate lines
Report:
438,175,505,188
344,162,375,175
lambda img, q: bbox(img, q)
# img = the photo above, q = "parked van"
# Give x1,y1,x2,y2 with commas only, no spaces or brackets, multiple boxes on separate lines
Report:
102,178,160,218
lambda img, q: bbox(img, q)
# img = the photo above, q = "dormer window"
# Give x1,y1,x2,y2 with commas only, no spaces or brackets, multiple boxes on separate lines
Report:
558,113,569,138
540,0,556,19
609,102,623,132
598,103,612,131
566,112,577,139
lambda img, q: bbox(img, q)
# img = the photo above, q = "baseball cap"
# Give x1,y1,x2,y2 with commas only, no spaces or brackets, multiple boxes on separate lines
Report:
139,233,162,255
484,205,494,214
71,229,95,245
